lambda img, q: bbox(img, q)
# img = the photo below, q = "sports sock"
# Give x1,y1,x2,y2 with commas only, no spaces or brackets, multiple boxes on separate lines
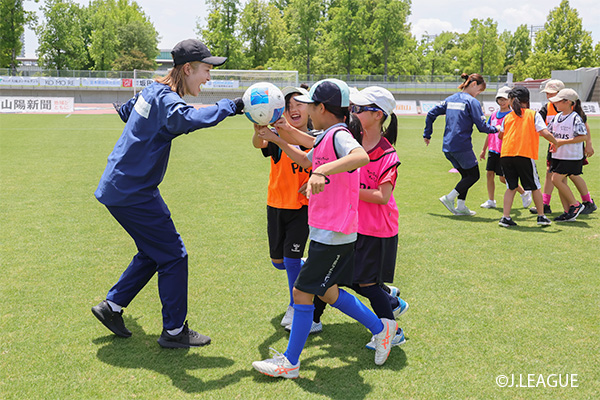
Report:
167,325,183,336
106,299,122,313
271,261,285,270
284,257,302,306
313,296,327,323
358,285,394,320
582,193,592,203
331,288,383,335
542,193,551,205
457,199,466,209
447,189,459,201
284,303,314,365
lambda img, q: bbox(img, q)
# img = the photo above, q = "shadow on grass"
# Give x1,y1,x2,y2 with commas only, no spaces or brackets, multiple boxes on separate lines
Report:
93,317,252,394
253,315,407,400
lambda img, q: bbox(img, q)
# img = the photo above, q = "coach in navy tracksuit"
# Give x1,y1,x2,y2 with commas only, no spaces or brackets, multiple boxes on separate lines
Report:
92,39,244,348
423,73,498,216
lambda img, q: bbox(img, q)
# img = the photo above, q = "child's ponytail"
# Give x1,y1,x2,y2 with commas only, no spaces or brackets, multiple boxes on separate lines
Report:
383,113,398,145
573,99,585,119
346,111,363,145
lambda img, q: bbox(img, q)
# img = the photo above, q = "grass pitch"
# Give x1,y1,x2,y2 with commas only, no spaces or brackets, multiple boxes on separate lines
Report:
0,113,598,399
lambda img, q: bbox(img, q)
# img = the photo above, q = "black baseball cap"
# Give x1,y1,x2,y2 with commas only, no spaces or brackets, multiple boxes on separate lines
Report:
171,39,227,66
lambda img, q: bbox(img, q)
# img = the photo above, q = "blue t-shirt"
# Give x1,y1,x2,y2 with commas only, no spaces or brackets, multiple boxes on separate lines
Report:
423,92,497,153
95,82,236,206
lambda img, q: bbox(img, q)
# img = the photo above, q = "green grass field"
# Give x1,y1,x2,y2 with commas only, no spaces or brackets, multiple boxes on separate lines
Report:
1,113,598,400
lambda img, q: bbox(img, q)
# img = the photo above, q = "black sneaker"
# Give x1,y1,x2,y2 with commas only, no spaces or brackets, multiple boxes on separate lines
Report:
581,200,596,214
499,217,517,227
565,203,585,221
537,215,552,226
157,321,211,348
530,204,552,214
91,300,132,338
554,212,569,221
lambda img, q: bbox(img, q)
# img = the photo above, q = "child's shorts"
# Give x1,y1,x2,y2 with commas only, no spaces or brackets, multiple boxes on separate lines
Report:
500,156,541,191
485,152,504,176
267,205,309,259
294,240,355,296
549,158,583,176
353,234,397,284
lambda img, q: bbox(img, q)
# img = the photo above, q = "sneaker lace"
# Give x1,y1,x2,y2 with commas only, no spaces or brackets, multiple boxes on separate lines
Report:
268,347,287,363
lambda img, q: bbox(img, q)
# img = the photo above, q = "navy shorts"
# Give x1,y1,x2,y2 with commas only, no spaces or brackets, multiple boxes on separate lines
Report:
294,240,355,296
444,150,478,170
500,156,541,191
353,234,398,284
485,152,504,176
267,205,309,259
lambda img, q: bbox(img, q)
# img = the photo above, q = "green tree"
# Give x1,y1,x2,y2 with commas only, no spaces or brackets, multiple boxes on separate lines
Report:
318,0,364,76
0,0,38,74
283,0,322,75
198,0,243,69
239,0,274,68
534,0,593,68
364,0,412,77
36,0,88,70
87,0,158,71
459,18,505,75
418,31,460,77
502,24,531,71
518,51,570,80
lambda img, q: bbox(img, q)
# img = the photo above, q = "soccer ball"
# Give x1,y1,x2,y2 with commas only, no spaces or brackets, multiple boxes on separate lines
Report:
242,82,285,125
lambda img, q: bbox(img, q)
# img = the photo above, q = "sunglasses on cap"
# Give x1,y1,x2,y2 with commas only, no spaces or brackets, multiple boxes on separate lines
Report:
350,105,387,116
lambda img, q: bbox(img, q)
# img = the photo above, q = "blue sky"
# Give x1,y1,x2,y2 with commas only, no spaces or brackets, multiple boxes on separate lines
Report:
22,0,600,58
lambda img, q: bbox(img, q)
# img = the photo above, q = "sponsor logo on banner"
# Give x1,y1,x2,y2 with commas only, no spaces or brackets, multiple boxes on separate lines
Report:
0,96,74,113
0,76,40,86
582,102,600,115
122,79,133,87
419,101,442,114
39,77,81,87
201,80,240,89
81,78,122,87
134,79,155,88
393,100,418,114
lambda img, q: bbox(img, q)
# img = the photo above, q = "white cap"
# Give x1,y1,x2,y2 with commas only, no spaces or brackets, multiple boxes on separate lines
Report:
549,88,579,103
541,79,565,94
281,86,309,98
349,86,396,116
495,86,511,100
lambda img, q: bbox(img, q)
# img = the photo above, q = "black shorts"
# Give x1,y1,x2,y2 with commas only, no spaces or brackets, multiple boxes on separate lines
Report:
267,205,309,259
500,156,541,191
485,152,504,176
354,234,398,284
549,158,583,176
294,241,355,296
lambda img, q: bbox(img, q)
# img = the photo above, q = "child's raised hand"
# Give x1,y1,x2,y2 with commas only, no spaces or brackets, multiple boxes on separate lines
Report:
272,116,291,132
255,125,278,142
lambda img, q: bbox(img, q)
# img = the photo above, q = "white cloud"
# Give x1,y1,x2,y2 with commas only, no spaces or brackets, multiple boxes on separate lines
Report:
411,19,462,40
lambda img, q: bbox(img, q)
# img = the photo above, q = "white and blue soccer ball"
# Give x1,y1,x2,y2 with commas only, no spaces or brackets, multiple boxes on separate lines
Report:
242,82,285,125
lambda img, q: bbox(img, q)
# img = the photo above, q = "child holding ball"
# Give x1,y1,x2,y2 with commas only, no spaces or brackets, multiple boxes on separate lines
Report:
252,79,397,379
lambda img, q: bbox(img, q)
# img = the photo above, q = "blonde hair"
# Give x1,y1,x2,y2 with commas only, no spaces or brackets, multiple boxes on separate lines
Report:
155,61,201,97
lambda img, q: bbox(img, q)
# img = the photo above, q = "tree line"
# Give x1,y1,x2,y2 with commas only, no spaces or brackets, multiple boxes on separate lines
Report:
2,0,599,81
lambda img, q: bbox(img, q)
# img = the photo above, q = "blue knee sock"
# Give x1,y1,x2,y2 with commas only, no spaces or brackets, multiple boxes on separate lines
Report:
284,303,314,365
271,261,285,270
283,257,302,306
331,288,383,335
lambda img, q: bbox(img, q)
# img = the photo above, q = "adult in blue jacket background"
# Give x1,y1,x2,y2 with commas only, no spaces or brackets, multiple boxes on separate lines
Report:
423,73,498,216
92,39,244,348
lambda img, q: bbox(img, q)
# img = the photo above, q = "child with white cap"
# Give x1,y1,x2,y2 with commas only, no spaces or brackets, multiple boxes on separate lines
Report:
531,79,596,214
547,88,588,221
479,86,531,209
